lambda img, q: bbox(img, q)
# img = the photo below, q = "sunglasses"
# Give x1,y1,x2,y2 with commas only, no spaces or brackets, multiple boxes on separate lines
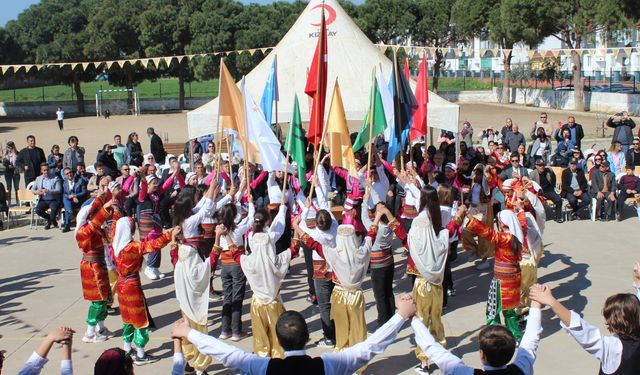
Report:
511,159,519,162
633,143,640,146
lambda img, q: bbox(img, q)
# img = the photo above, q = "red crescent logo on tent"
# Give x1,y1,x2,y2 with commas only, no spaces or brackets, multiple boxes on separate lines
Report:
311,4,336,26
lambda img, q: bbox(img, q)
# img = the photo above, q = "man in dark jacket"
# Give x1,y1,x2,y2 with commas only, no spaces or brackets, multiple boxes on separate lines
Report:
16,135,46,187
607,111,636,153
147,127,166,164
499,152,530,181
61,167,88,232
561,158,590,220
183,139,203,163
529,159,563,223
555,116,585,149
591,160,617,221
625,137,640,167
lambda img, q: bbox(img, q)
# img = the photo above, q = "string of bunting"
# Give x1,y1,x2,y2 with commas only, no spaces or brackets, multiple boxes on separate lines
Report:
375,44,637,61
0,46,275,76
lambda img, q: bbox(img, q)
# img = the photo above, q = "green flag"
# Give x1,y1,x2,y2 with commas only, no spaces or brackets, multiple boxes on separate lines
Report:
285,94,307,190
353,73,387,152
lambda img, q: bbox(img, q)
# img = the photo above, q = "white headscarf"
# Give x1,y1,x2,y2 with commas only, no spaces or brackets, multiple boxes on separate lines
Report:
108,181,121,193
524,189,546,234
323,225,370,290
524,212,543,260
174,243,211,325
74,204,93,235
145,174,157,184
241,232,290,304
185,172,196,185
408,212,450,284
112,217,134,257
497,210,524,244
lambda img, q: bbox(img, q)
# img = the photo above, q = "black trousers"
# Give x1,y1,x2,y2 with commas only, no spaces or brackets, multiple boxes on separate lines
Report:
371,263,395,327
542,189,563,220
564,191,591,213
442,240,458,307
313,278,335,340
159,193,176,226
35,199,61,225
617,190,636,216
302,243,316,298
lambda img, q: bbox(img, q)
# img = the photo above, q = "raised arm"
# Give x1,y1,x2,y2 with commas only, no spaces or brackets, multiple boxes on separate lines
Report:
268,205,288,243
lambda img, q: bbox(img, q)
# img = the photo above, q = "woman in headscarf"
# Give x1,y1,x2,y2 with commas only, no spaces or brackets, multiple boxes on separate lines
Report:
465,208,525,341
75,192,114,344
110,215,177,365
235,204,296,358
172,175,220,374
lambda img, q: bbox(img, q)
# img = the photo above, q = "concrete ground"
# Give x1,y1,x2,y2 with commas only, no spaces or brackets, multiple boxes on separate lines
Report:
1,103,639,374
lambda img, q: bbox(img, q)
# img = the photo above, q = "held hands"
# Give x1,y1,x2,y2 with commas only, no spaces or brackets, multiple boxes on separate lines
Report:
395,294,417,320
47,327,75,343
528,283,555,307
171,226,182,242
171,319,192,339
215,224,228,237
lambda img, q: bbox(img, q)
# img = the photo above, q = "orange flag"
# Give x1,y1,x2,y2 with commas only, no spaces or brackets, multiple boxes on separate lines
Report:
218,59,246,140
324,81,358,177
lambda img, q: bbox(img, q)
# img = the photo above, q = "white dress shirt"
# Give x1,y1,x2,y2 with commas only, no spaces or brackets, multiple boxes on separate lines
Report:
559,284,640,374
185,313,406,375
219,203,255,249
413,307,542,375
17,352,73,375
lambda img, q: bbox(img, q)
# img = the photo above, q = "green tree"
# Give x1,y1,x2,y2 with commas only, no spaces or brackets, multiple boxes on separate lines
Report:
540,0,635,111
356,0,415,45
6,0,95,112
411,0,456,93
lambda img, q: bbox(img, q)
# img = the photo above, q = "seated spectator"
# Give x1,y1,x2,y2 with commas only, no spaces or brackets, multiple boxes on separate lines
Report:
561,158,590,220
411,285,543,375
555,116,585,149
183,138,203,163
194,160,208,184
170,295,417,375
607,141,626,176
17,327,74,375
201,141,217,172
529,159,564,223
96,144,119,179
61,167,88,232
491,143,509,172
503,124,526,154
529,263,640,375
499,152,529,181
516,144,531,169
552,128,576,167
31,163,62,230
87,162,106,197
571,148,588,173
528,126,552,165
75,162,91,184
591,160,617,221
626,137,640,167
616,164,640,222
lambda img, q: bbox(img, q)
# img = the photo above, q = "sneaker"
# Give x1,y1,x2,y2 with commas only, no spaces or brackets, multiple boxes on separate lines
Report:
144,267,159,280
96,327,114,338
219,331,232,340
62,225,71,233
306,295,317,305
315,337,336,348
44,223,51,230
231,332,248,342
447,288,456,297
209,292,224,302
414,364,431,374
183,364,196,375
133,354,158,366
154,268,166,279
82,332,107,343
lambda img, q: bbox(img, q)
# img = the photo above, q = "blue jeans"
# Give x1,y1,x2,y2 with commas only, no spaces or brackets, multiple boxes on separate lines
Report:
221,264,246,335
314,278,335,340
622,144,630,154
62,196,82,226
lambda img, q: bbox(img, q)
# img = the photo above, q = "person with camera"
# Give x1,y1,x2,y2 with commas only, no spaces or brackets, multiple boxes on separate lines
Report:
607,111,636,154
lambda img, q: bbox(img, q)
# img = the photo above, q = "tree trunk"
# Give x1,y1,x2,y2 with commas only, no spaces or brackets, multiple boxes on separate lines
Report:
501,51,513,104
126,70,135,115
433,49,442,93
72,72,85,114
178,64,185,111
572,35,585,111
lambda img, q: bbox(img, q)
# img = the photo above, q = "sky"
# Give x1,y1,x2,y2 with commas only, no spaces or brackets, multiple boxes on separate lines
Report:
1,0,365,27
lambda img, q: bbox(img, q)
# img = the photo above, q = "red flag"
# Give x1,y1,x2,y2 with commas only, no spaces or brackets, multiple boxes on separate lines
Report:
403,58,410,81
410,54,429,141
305,7,328,146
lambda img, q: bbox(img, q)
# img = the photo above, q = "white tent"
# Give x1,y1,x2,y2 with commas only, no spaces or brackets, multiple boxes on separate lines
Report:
187,0,459,140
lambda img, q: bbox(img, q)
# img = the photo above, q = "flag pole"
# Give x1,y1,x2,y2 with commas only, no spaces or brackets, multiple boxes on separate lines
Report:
274,55,281,143
366,67,377,183
225,135,234,189
393,49,405,173
307,4,326,201
281,98,294,206
216,59,225,174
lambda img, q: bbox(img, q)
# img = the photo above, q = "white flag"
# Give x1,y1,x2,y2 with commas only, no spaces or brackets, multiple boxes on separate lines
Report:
379,64,395,142
241,79,286,172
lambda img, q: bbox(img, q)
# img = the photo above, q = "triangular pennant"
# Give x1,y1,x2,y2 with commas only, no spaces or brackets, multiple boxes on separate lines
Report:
70,63,80,71
1,66,11,75
177,55,186,63
551,50,560,58
392,45,399,52
163,56,174,66
624,47,633,57
573,49,584,58
598,48,607,56
151,57,162,68
116,60,126,68
82,62,92,71
466,48,474,57
403,46,411,54
34,64,44,72
248,49,256,56
502,49,512,59
225,51,233,56
25,65,37,73
380,45,388,54
140,59,150,68
105,61,115,70
613,48,621,60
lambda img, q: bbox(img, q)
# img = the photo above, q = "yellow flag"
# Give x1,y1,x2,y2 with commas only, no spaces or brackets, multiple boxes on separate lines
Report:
324,81,358,177
218,59,246,140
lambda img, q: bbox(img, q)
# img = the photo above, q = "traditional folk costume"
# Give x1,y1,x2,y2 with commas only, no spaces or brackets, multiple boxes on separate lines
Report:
111,217,171,358
300,180,340,344
174,195,219,373
216,202,255,337
138,174,174,275
104,182,125,308
332,166,366,233
238,206,298,358
266,172,295,254
75,196,112,342
466,210,524,341
461,168,496,258
307,224,378,352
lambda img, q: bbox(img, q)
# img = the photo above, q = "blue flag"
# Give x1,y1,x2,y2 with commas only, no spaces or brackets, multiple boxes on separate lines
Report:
386,53,417,163
260,57,279,125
